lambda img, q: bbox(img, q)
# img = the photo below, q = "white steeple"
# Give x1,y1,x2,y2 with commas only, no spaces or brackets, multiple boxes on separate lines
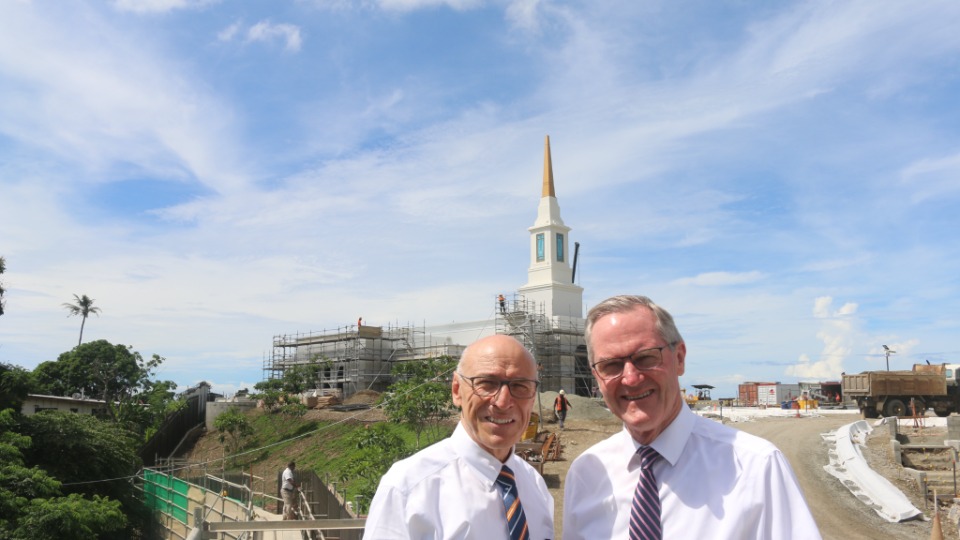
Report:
518,136,584,319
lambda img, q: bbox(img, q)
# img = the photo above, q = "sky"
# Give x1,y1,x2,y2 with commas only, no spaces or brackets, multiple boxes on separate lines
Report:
2,0,960,401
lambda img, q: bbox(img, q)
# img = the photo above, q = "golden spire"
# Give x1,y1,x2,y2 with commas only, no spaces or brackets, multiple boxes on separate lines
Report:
542,135,556,197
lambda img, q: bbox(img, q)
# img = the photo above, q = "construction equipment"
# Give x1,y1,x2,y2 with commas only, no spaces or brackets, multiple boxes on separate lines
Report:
842,364,960,419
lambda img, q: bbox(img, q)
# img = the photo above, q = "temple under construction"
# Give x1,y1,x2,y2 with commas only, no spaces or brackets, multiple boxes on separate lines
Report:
263,136,592,397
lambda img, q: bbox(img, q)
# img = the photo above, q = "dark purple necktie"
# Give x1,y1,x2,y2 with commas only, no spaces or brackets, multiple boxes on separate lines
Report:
629,446,662,540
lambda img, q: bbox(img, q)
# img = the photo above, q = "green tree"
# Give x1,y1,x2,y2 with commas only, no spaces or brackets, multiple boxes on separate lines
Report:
14,493,125,540
31,340,167,428
214,407,253,460
339,423,410,504
22,412,141,503
0,363,32,412
137,380,185,441
381,356,458,448
0,409,135,539
62,293,101,346
282,361,323,394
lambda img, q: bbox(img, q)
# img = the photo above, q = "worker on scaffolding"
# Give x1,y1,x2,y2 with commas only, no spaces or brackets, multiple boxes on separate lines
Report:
281,461,299,519
498,294,506,315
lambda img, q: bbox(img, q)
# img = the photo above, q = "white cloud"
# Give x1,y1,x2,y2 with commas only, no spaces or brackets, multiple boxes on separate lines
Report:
376,0,482,12
505,0,543,31
787,297,859,379
112,0,221,14
217,21,241,42
0,4,246,194
900,151,960,203
3,1,960,401
672,271,765,287
247,21,303,52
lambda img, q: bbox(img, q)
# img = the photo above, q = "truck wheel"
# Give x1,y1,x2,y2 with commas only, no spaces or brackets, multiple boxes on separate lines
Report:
935,409,951,418
862,407,879,419
885,399,907,417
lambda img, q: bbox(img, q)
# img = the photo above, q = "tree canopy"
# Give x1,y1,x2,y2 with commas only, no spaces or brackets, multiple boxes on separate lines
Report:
0,409,136,539
380,356,458,448
31,340,174,431
214,407,253,463
339,423,410,505
0,363,31,412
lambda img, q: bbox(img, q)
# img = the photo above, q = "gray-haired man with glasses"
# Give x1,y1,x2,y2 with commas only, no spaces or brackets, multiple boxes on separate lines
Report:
563,295,820,540
365,334,554,539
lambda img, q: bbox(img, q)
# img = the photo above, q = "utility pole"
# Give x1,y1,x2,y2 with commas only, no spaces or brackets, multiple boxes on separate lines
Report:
883,345,896,371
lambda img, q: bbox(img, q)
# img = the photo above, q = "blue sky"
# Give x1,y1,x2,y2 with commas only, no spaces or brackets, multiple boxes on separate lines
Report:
2,0,959,400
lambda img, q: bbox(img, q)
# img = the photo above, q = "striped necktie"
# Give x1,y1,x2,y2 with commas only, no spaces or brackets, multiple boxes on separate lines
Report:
496,464,530,540
629,446,662,540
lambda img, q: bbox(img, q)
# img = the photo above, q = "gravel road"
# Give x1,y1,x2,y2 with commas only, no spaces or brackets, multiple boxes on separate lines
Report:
542,396,948,540
734,413,938,540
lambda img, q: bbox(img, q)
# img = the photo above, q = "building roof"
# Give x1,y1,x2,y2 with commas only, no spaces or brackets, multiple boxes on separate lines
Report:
25,393,105,404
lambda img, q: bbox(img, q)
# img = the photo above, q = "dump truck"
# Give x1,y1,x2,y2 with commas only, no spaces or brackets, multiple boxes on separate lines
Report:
841,363,960,418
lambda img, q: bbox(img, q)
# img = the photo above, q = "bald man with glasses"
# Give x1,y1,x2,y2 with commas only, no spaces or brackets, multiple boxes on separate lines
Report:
364,334,554,539
563,295,820,540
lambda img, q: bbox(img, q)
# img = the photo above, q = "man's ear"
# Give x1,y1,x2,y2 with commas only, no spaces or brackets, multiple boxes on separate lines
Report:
451,374,463,407
675,341,687,377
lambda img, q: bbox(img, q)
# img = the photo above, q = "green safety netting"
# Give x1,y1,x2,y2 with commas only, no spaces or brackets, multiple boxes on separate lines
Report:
143,470,190,523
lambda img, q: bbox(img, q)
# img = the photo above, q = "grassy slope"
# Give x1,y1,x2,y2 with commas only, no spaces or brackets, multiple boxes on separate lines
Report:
179,407,453,509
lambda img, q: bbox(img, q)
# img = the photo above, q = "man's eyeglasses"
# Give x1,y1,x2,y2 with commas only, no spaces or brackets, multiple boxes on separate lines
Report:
456,372,540,400
590,345,675,381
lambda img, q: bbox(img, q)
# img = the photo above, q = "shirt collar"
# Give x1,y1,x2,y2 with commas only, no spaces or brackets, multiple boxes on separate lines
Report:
622,403,695,468
451,422,510,486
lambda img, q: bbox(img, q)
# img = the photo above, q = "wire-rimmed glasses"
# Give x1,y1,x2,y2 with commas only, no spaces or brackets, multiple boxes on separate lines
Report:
590,345,675,381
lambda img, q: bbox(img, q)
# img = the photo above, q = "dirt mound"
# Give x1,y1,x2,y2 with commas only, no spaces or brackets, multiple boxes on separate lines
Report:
538,391,613,422
344,389,381,406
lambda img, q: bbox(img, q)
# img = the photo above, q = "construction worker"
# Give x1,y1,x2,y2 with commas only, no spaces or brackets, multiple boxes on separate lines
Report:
554,389,572,429
281,462,299,519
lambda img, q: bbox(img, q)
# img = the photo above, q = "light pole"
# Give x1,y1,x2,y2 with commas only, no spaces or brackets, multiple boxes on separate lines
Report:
883,345,896,371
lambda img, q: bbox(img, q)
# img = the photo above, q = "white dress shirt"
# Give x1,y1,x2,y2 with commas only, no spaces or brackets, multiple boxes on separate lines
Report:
364,423,554,539
563,405,821,539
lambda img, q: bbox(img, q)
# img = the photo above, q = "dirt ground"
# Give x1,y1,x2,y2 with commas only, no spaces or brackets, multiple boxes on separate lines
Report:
539,394,956,540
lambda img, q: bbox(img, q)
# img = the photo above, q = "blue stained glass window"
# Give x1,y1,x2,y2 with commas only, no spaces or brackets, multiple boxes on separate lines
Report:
556,234,564,262
536,233,545,262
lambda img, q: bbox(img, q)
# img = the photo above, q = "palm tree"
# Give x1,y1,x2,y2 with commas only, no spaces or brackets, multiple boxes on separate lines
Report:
63,293,102,346
0,255,6,317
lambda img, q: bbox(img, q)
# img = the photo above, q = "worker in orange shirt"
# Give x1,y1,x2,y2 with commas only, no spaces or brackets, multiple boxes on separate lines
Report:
554,389,572,429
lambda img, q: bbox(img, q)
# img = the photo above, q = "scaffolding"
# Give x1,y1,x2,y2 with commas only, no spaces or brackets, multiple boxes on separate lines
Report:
265,322,465,398
495,294,591,397
265,296,591,400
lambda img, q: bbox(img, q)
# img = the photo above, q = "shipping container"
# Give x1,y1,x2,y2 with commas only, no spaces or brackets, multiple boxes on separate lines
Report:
738,382,776,406
757,383,802,406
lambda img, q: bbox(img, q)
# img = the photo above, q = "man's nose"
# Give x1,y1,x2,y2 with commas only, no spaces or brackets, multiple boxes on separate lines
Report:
492,384,514,407
620,361,647,385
